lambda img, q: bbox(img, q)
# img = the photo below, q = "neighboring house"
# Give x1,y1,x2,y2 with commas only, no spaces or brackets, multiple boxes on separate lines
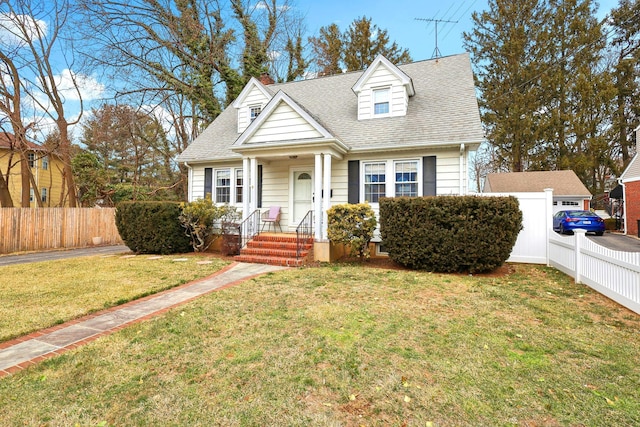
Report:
0,132,68,207
177,54,484,259
620,152,640,237
483,170,592,214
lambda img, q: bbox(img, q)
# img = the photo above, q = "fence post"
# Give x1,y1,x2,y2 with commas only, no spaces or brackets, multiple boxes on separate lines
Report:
544,188,553,266
574,229,586,284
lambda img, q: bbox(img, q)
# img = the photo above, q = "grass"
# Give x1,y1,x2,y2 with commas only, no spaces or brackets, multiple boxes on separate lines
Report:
0,262,639,426
0,253,229,342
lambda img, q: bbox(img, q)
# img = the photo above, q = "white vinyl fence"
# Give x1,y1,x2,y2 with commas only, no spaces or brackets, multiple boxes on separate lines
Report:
481,190,553,264
549,229,640,314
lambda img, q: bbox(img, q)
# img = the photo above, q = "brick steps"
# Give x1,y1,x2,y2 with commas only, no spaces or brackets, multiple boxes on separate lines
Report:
235,234,313,267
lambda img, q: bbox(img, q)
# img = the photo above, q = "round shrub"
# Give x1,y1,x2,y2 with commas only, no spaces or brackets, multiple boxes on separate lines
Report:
115,201,192,254
380,196,522,273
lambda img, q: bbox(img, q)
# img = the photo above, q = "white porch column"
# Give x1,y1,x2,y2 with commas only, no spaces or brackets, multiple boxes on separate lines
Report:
314,153,323,239
322,153,332,240
242,157,250,217
250,157,258,214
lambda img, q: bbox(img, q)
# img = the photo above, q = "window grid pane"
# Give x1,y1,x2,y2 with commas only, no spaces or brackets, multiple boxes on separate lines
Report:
364,163,386,203
215,170,231,203
235,169,243,203
395,161,418,197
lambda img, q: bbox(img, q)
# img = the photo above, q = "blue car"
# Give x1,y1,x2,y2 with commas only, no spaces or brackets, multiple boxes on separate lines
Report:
553,210,605,236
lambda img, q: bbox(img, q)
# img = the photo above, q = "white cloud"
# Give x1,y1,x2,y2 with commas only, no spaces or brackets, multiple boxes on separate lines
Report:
0,13,46,48
54,69,105,102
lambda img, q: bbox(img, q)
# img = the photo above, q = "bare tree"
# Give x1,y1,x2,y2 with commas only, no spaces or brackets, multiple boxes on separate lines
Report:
78,0,305,126
0,41,35,207
1,0,86,207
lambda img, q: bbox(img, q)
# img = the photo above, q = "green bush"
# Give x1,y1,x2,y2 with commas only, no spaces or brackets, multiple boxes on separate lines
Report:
380,196,522,273
327,203,377,260
115,201,192,254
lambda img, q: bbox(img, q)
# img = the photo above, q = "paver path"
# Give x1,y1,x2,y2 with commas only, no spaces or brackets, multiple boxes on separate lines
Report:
0,262,286,377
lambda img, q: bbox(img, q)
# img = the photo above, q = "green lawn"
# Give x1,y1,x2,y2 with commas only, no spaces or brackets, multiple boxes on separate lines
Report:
0,253,230,342
0,261,638,426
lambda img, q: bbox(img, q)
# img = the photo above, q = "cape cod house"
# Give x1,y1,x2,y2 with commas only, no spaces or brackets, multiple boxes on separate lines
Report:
177,53,484,262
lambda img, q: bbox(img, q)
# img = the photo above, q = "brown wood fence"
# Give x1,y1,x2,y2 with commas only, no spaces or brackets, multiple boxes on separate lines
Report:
0,208,123,254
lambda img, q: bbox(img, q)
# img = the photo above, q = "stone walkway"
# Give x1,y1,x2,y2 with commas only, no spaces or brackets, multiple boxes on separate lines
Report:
0,262,287,378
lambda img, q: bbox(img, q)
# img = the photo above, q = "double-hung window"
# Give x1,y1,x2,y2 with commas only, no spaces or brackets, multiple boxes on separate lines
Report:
364,162,386,203
41,188,47,202
373,88,390,115
235,169,243,203
394,160,418,197
42,156,49,170
28,153,35,168
215,170,231,203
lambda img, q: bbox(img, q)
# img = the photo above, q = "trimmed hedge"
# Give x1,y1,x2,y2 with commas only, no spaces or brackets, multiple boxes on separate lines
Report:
115,201,192,254
380,196,522,273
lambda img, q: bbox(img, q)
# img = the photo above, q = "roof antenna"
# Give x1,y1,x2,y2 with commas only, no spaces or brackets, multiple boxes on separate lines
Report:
415,18,458,58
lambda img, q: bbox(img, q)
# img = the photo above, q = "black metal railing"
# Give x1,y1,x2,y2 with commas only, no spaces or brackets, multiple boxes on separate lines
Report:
296,210,314,259
238,209,261,249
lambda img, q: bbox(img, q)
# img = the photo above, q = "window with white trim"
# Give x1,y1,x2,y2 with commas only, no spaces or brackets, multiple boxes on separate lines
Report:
235,169,243,203
215,169,231,203
561,201,580,206
373,88,390,115
394,160,418,197
364,162,386,203
250,105,261,121
41,187,47,202
42,156,49,170
28,153,35,168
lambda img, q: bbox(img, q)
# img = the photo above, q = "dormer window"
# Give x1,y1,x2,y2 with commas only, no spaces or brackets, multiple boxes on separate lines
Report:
373,88,390,115
250,105,262,122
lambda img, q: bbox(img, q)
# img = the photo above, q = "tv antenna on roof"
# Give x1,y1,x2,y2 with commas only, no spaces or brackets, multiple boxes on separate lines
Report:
415,17,458,58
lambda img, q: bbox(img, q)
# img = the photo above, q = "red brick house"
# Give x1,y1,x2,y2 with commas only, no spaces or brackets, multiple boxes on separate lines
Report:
620,153,640,237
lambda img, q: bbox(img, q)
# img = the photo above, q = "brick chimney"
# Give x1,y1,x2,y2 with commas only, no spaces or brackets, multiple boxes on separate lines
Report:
259,72,274,85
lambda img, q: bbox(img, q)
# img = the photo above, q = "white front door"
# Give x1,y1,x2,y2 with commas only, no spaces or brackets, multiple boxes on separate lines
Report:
292,170,313,224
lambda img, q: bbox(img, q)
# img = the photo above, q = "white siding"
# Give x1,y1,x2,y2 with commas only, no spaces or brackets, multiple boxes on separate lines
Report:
356,63,409,120
248,102,323,143
436,153,463,195
330,160,349,206
237,86,271,133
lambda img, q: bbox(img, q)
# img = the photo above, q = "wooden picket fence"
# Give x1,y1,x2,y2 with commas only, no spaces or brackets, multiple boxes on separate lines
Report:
0,208,123,254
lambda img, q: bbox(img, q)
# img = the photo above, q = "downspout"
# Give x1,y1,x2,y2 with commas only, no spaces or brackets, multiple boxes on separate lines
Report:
459,143,465,195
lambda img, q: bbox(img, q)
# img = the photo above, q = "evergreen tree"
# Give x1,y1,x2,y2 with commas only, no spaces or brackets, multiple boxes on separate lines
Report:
463,0,548,172
610,0,640,171
309,23,343,76
343,17,412,71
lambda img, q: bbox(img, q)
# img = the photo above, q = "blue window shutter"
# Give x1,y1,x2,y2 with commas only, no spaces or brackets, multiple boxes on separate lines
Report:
422,156,436,196
204,168,212,199
348,160,360,204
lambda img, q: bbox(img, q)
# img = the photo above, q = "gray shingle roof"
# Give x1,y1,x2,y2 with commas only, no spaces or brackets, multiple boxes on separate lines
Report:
484,170,592,197
178,53,484,163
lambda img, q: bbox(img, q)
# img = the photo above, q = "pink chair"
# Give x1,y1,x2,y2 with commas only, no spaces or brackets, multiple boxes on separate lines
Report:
261,206,282,232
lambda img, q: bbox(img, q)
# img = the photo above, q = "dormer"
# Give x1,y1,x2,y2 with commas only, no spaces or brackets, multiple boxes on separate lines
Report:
232,77,273,133
351,55,415,121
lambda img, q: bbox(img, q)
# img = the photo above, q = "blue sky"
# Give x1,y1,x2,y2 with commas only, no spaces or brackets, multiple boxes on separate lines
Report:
302,0,620,62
